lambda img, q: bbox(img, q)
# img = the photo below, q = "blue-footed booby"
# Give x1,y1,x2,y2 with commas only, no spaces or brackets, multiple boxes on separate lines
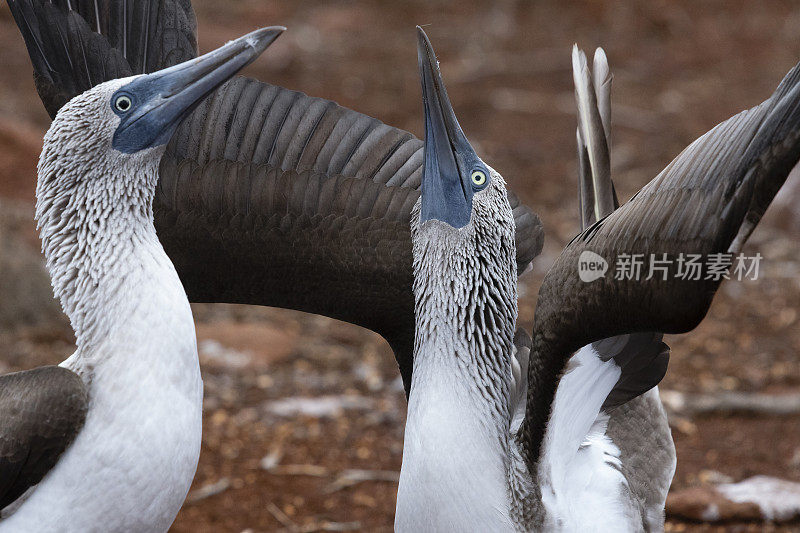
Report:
0,27,283,531
397,26,800,531
6,0,546,396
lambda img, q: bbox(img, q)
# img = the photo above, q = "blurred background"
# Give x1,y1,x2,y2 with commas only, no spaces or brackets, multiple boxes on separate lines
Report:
1,0,799,531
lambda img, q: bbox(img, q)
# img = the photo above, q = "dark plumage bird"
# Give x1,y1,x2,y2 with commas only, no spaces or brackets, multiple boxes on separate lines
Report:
0,27,281,530
7,0,544,394
398,27,800,532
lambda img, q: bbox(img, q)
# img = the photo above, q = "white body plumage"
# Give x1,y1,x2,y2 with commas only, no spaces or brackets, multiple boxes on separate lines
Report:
1,239,202,533
538,346,638,532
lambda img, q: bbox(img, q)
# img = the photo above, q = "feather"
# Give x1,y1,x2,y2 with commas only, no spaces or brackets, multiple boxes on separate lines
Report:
573,45,615,226
8,0,196,118
595,333,670,409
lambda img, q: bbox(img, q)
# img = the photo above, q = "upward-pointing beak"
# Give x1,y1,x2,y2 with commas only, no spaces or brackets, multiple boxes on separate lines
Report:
417,26,475,229
113,26,285,153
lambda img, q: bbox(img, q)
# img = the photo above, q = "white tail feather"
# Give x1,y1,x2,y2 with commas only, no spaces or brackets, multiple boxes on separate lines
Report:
538,345,635,531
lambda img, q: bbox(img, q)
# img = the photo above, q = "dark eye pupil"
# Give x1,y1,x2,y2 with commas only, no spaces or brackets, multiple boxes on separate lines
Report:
116,97,130,111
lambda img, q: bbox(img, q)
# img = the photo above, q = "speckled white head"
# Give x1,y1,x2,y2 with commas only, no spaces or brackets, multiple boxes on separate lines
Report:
36,77,173,341
411,167,517,378
34,27,284,341
36,74,166,246
410,26,518,392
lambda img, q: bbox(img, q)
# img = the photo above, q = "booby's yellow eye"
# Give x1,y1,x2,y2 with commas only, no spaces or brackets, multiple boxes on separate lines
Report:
471,170,486,187
115,96,132,112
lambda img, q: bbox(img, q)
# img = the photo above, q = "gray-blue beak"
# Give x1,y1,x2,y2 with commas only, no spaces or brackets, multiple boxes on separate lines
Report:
417,26,482,229
112,26,285,154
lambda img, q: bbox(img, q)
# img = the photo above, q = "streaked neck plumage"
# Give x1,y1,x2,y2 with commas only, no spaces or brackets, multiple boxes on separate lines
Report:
3,88,203,532
37,117,163,350
397,177,519,531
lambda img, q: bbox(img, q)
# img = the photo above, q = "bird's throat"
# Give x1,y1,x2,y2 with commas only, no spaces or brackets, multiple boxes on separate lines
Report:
396,325,516,531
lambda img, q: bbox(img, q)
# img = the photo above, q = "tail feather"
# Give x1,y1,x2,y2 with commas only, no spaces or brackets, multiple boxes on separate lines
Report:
572,46,668,410
592,48,612,144
7,0,197,117
573,45,616,228
510,328,532,432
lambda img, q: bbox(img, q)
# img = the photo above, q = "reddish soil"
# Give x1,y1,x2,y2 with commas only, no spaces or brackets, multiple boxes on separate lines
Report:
0,1,798,531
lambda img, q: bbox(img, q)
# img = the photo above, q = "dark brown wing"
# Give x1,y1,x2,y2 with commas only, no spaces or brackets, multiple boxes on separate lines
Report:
155,159,420,389
521,59,800,469
0,366,88,511
161,76,542,276
85,0,197,74
7,0,196,118
543,60,800,347
8,0,133,118
156,76,544,393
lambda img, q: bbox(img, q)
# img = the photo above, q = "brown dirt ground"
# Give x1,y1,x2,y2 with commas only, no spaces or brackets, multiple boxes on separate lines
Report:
0,0,799,531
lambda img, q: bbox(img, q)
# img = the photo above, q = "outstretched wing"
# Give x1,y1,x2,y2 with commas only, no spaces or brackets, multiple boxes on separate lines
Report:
0,366,88,511
7,0,197,117
521,57,800,471
540,59,800,348
157,76,544,392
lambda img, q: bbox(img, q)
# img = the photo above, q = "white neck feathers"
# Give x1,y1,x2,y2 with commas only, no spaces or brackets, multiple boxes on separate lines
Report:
36,116,164,349
398,190,519,531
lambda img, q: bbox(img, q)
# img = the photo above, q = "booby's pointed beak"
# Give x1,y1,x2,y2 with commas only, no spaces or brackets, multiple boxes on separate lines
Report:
112,26,285,154
417,26,479,229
